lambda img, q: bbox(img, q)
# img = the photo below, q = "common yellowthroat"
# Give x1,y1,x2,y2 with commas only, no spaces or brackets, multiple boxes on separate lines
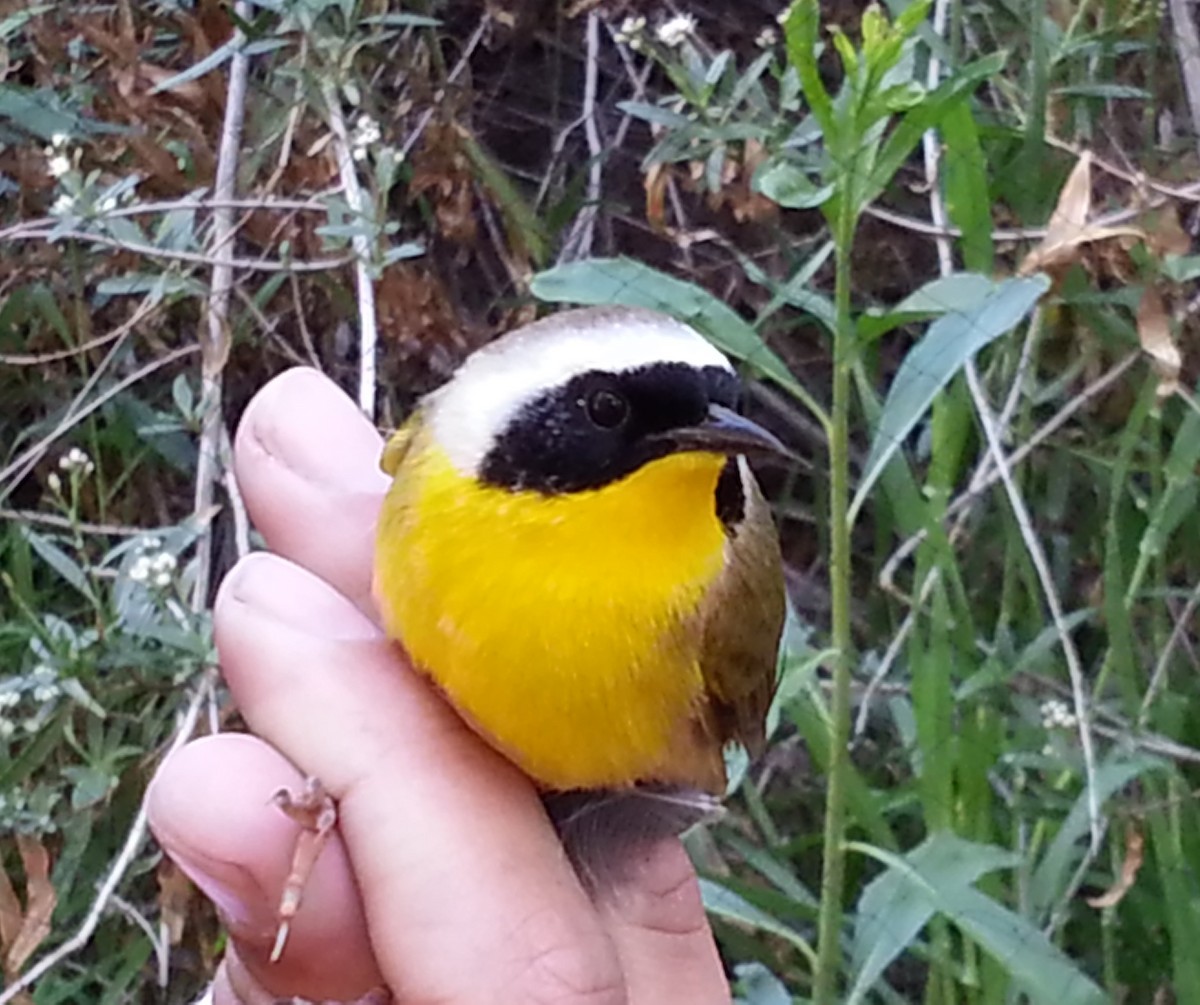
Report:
374,305,786,875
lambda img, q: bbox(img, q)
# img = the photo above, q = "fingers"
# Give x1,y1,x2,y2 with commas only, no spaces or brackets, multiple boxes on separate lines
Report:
598,842,731,1005
214,551,626,1004
147,734,382,1002
233,368,390,614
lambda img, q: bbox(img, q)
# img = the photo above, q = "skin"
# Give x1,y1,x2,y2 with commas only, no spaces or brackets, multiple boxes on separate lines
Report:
146,367,732,1005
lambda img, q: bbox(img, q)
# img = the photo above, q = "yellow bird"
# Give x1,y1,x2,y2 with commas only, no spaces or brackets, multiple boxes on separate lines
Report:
374,305,786,871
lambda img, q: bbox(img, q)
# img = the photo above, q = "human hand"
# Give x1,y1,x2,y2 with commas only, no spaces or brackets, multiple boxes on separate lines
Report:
147,368,732,1005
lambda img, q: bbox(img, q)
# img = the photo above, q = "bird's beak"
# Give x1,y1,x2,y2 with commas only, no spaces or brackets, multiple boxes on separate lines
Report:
662,404,793,461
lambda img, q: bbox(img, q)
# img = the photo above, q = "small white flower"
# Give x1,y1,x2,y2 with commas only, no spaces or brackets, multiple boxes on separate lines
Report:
614,15,646,44
21,717,40,734
131,549,175,588
0,693,19,710
1039,698,1077,730
151,552,176,573
47,472,62,494
31,665,55,684
755,26,778,48
656,13,696,47
129,556,152,583
49,132,69,149
51,193,75,215
59,447,95,476
47,153,71,178
96,196,117,213
350,114,381,160
32,684,59,703
0,720,13,739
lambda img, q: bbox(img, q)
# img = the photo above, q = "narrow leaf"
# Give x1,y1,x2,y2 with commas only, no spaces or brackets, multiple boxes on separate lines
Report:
530,257,816,412
853,274,1049,516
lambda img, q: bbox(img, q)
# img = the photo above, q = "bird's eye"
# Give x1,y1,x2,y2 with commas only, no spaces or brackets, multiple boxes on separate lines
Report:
585,388,629,429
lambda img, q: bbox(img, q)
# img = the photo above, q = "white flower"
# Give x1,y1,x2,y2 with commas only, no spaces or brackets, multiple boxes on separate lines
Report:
49,132,69,149
47,472,62,494
96,196,117,213
0,720,13,739
350,114,381,161
656,13,696,47
59,446,94,476
51,193,75,215
1039,698,1077,730
130,549,176,588
31,665,55,684
47,153,71,178
32,684,59,703
0,693,19,710
755,26,778,48
614,15,646,44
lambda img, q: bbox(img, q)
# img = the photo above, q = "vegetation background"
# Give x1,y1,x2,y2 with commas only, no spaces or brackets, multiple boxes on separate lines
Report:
1,0,1199,1001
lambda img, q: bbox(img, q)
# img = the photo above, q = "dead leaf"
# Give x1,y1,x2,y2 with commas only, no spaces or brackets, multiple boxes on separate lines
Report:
1136,285,1182,399
0,856,22,961
1019,152,1145,278
644,161,669,232
156,857,193,946
1086,823,1145,909
2,836,57,980
1143,205,1192,258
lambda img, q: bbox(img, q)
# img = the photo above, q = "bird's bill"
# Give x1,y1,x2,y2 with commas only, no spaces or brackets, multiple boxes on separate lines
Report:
657,404,792,460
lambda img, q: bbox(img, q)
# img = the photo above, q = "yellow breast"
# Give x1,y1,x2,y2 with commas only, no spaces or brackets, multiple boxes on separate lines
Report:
374,432,729,790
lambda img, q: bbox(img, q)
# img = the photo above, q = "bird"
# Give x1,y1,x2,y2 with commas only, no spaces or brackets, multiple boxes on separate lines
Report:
373,304,787,883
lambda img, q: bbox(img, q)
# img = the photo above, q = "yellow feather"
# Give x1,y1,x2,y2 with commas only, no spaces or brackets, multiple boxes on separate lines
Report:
374,426,729,791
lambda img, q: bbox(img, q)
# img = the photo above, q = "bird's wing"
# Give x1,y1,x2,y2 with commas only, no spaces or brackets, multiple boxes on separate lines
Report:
380,413,421,476
695,458,785,759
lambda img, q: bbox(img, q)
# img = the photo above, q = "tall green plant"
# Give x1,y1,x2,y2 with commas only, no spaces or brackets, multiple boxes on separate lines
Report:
775,3,1008,997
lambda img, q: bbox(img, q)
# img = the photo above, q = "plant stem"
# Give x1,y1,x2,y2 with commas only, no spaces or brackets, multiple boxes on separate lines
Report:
812,195,858,1003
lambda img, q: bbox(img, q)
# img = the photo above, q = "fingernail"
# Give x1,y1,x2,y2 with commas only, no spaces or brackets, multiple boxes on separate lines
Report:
166,846,270,935
221,555,381,641
242,369,388,492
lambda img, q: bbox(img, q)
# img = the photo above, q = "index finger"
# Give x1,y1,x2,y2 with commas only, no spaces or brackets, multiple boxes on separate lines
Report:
233,367,389,613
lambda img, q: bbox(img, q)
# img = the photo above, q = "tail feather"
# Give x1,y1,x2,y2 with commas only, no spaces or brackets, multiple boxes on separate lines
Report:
543,784,723,894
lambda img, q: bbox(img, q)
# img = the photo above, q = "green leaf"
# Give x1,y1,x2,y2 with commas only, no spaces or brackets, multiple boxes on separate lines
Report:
741,242,836,334
849,832,1019,1004
782,0,835,146
700,878,818,965
361,12,442,26
460,132,550,266
149,37,286,94
733,962,792,1005
752,157,834,209
1162,254,1200,283
858,272,997,342
0,84,84,140
1029,753,1164,922
941,101,992,273
852,274,1049,518
1054,83,1150,99
64,764,115,809
851,836,1107,1005
22,527,96,603
615,101,693,129
865,50,1006,208
530,258,818,416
